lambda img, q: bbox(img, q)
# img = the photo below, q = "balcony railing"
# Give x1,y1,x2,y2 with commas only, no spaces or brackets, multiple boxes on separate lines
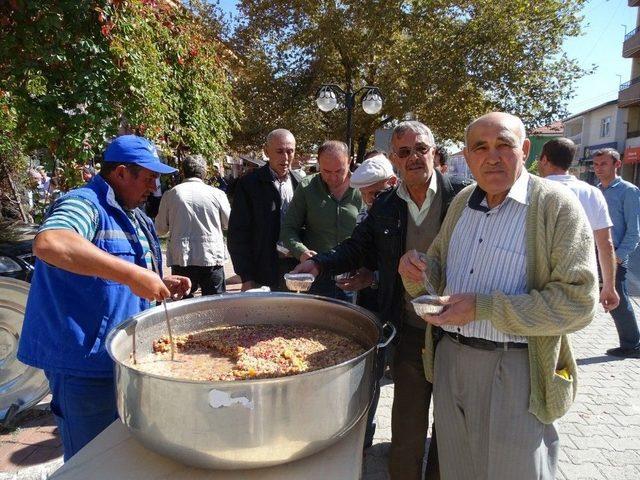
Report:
628,130,640,139
623,26,640,57
619,76,640,108
620,75,640,91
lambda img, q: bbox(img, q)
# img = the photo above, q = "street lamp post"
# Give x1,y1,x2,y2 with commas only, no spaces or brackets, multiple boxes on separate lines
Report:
315,84,383,160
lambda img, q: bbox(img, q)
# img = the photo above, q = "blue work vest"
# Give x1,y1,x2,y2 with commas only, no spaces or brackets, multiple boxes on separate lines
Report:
17,175,163,377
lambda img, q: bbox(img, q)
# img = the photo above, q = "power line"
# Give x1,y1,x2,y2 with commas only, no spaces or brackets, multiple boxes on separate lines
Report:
582,1,624,62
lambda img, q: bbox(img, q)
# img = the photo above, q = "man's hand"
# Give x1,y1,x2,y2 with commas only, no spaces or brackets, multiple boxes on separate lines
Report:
299,250,318,263
420,294,476,327
241,280,257,292
163,275,191,300
292,260,320,277
336,268,373,291
128,267,172,302
600,284,620,312
398,249,427,284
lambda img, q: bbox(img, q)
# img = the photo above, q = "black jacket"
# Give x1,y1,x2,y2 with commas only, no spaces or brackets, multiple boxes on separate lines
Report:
228,165,299,289
314,171,470,328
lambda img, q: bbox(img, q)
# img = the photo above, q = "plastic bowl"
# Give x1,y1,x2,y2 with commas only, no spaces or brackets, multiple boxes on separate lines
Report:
284,273,315,292
411,295,444,316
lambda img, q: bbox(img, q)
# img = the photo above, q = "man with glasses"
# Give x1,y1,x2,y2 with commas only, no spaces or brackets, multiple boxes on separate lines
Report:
293,121,468,479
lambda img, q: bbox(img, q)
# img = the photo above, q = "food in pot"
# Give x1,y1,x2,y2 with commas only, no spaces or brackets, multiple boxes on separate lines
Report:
131,324,365,381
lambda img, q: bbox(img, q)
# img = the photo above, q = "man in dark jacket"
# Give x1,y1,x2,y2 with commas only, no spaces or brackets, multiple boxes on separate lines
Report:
228,129,299,291
294,121,469,480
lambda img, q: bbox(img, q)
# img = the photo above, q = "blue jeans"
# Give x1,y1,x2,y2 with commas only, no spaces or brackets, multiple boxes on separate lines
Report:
45,372,119,461
610,264,640,350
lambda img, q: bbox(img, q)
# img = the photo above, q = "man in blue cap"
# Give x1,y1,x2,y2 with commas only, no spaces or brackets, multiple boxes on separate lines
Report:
18,135,191,461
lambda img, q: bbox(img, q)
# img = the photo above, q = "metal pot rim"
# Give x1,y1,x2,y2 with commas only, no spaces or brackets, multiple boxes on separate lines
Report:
106,292,382,386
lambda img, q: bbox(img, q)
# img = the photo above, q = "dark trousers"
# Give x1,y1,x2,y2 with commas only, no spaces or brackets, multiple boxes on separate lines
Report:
308,275,354,302
365,342,386,448
389,325,439,480
45,372,118,461
610,264,640,349
171,265,225,297
273,257,300,292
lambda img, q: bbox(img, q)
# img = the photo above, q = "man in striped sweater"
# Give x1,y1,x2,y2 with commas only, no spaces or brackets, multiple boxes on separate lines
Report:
399,112,598,479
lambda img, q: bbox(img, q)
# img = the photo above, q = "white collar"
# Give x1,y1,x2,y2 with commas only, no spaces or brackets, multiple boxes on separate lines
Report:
397,173,438,203
505,169,530,206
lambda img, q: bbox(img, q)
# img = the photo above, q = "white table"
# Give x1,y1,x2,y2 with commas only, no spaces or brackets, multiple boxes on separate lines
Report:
50,417,366,480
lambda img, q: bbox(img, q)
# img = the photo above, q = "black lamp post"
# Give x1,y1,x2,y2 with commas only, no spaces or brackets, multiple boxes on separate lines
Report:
315,84,383,160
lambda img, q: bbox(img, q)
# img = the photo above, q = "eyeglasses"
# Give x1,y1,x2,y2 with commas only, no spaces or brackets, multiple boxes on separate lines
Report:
394,144,433,159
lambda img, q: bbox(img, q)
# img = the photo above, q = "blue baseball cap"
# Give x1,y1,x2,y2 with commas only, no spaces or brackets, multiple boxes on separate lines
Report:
103,135,177,174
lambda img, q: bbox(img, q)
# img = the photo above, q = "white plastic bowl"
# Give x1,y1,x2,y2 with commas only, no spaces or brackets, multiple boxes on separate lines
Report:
284,273,315,292
411,295,444,316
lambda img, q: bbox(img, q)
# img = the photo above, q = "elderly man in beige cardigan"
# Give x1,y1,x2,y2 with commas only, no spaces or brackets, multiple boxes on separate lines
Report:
398,112,598,480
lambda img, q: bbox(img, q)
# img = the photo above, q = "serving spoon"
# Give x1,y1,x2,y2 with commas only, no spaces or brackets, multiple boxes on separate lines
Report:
163,299,176,361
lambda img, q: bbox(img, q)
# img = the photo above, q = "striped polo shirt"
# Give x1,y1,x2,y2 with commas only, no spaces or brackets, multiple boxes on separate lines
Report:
39,196,154,271
442,170,530,343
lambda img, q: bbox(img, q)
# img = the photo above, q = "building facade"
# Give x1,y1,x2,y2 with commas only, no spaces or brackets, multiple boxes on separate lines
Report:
618,2,640,186
563,100,627,185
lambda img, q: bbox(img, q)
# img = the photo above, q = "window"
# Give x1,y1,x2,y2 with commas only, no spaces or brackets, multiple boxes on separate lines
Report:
600,117,611,138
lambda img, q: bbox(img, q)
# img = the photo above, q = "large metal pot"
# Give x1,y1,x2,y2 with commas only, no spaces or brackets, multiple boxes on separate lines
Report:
106,292,395,469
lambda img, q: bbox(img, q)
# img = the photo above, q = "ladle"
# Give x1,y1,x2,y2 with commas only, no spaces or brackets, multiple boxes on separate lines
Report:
163,299,176,361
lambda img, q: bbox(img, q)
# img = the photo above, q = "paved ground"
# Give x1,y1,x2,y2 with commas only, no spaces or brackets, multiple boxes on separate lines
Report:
3,257,640,479
362,304,640,480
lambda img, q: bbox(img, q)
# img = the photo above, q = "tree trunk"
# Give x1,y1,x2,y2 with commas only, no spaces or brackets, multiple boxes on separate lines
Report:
355,134,369,166
4,164,29,223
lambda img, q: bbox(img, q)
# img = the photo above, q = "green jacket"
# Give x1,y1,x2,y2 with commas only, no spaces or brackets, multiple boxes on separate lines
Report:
404,175,598,424
280,174,362,260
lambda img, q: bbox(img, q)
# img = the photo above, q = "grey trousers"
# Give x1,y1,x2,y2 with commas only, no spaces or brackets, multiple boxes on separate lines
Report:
433,335,559,480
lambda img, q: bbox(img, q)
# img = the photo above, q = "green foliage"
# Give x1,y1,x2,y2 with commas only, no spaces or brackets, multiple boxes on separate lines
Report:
231,0,589,153
0,0,238,189
528,159,539,176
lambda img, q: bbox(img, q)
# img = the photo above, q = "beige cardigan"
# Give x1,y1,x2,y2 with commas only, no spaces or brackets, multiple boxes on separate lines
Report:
404,175,599,424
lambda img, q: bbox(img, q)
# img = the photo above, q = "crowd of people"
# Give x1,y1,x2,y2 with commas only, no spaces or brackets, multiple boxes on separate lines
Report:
15,111,640,480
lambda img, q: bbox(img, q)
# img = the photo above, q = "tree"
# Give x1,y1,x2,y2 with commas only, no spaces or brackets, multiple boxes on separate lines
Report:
231,0,588,157
0,90,29,222
0,0,239,191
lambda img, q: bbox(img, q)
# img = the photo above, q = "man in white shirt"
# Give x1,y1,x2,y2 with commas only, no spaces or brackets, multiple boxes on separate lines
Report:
155,154,231,296
538,137,619,311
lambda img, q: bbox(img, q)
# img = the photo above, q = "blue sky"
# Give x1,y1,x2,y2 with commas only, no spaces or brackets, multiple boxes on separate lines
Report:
215,0,637,118
564,0,638,116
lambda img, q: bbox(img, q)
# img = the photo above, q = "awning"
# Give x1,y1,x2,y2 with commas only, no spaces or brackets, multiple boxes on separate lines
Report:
624,146,640,164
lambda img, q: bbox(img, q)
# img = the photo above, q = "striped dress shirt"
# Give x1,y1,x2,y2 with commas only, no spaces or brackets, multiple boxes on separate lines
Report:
442,170,530,343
